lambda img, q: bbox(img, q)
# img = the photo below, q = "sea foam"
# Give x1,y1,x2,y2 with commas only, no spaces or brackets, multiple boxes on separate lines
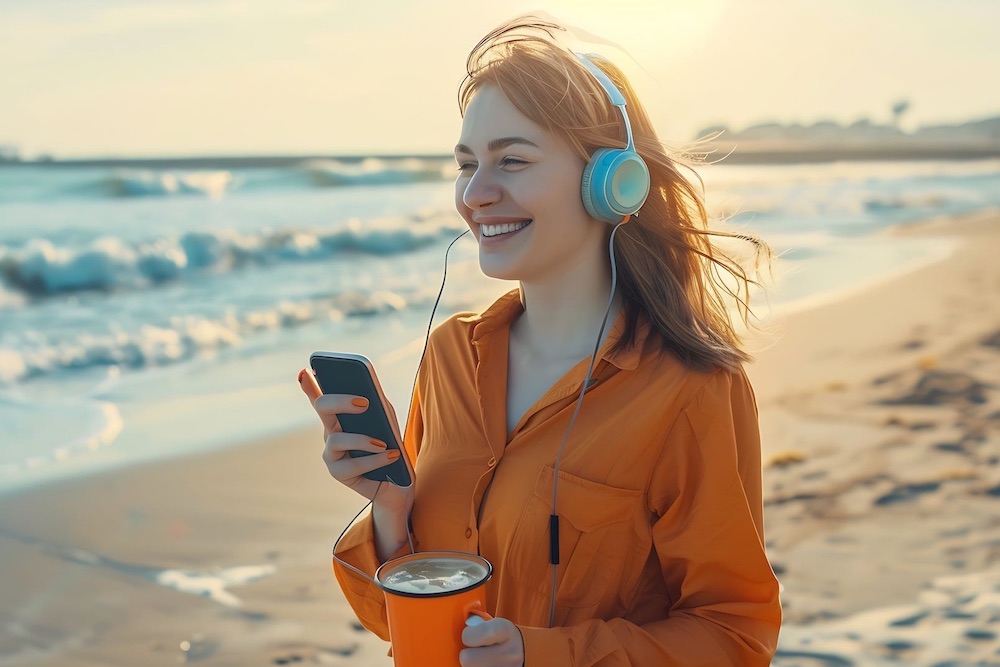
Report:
0,290,410,385
0,215,466,296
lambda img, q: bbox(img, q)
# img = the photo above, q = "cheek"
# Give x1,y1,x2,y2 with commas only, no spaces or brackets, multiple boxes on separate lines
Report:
524,177,586,226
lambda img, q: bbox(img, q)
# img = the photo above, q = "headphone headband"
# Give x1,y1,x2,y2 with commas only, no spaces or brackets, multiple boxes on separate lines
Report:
574,52,627,106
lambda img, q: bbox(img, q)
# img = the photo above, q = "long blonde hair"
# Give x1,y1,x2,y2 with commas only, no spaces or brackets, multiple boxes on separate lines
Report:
458,16,771,372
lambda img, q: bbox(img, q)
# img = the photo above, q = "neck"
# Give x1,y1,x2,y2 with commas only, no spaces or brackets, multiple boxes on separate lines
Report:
514,251,620,362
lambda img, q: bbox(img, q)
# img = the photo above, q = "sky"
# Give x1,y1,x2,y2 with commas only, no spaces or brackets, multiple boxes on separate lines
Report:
1,0,998,158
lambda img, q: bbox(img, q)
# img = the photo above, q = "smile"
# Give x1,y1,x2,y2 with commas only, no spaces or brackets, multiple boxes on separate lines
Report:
480,220,532,238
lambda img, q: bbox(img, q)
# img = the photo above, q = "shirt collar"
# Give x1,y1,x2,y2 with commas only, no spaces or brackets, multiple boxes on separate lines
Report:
460,289,650,371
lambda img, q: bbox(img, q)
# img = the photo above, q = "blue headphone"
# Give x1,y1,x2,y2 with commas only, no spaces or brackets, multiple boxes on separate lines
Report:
575,52,650,225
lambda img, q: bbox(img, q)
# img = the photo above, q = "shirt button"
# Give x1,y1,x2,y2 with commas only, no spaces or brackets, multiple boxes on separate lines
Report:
465,527,473,538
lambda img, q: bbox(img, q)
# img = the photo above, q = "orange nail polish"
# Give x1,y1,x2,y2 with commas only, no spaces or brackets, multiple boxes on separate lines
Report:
351,398,369,408
370,439,387,449
386,450,400,461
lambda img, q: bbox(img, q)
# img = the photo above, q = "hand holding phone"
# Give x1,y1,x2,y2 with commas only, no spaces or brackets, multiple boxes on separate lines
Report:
303,353,414,492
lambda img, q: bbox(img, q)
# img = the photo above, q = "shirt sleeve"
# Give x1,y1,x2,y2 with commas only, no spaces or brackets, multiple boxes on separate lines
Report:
518,368,782,666
331,379,425,642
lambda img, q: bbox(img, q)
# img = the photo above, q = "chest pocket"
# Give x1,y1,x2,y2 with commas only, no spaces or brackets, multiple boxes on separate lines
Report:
505,464,645,611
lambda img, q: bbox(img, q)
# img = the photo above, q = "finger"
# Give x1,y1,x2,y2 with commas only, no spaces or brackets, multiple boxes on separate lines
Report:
327,448,400,481
298,369,340,436
459,646,504,667
300,370,371,433
313,393,370,437
461,618,505,648
298,368,322,401
323,432,389,460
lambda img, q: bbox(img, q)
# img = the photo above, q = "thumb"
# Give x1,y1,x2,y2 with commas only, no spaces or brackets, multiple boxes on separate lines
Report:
298,368,323,402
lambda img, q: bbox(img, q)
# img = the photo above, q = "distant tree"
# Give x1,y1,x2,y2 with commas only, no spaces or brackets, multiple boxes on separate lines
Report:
891,99,911,130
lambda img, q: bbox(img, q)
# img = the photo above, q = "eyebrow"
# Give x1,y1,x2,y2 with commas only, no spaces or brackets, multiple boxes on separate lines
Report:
454,137,540,155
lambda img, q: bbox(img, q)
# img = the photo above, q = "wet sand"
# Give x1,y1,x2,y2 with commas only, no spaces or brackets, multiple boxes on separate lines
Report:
1,210,998,666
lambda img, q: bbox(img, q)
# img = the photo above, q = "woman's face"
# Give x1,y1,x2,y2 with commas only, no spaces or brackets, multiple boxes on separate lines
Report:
454,85,607,283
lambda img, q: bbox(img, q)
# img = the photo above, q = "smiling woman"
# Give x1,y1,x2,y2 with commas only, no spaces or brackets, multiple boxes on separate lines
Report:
307,13,782,667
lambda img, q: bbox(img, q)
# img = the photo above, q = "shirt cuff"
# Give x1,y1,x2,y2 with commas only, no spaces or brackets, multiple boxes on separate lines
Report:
518,624,572,666
331,509,415,641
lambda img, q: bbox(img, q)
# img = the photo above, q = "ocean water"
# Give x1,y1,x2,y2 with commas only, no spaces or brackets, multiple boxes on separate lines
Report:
1,156,998,493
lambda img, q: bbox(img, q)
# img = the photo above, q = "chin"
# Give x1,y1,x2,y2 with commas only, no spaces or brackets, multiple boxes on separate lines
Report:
477,255,522,282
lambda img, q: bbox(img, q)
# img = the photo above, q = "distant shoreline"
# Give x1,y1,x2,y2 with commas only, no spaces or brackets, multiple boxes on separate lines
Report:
2,140,999,169
698,139,1000,165
0,154,448,170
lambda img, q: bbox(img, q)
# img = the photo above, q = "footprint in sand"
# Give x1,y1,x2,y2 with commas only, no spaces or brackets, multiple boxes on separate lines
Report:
874,481,941,506
270,642,359,664
979,330,1000,349
772,649,855,666
882,369,991,406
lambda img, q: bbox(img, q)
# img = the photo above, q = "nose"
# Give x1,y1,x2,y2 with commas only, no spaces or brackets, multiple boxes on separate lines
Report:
461,165,502,210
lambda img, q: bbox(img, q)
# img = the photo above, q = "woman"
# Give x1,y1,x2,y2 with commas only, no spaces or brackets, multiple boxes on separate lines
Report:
299,16,781,667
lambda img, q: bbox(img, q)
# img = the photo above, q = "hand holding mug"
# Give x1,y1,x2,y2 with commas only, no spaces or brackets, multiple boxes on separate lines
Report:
460,616,525,667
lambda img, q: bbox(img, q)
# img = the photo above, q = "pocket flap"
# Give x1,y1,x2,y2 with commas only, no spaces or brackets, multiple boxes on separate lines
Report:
533,465,641,531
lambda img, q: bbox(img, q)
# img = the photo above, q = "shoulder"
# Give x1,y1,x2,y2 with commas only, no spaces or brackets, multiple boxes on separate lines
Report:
425,310,479,355
636,336,756,418
418,311,482,385
424,289,522,357
640,348,759,447
680,364,758,420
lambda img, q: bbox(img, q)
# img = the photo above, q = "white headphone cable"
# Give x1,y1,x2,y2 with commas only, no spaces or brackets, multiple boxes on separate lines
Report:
547,220,626,627
331,229,470,584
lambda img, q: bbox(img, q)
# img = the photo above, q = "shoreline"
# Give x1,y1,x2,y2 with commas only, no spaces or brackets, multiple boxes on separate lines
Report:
1,209,998,665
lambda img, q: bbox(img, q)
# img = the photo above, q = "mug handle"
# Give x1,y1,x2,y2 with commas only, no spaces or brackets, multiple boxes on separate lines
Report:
464,601,493,626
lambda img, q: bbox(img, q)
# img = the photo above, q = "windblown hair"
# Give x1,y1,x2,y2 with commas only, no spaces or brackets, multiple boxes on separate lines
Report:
458,16,773,372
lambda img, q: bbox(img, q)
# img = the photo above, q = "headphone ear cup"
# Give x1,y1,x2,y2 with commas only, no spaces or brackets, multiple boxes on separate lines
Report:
581,148,611,222
582,148,650,224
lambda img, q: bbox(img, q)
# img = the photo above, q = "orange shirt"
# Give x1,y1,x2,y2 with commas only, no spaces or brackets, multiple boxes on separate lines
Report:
334,289,782,665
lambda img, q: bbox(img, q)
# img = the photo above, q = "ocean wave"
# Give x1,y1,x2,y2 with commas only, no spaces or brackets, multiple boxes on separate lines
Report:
0,215,466,296
41,158,453,200
0,290,410,385
100,169,235,198
302,157,451,188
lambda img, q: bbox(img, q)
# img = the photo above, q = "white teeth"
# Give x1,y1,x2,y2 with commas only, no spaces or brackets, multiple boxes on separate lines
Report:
481,220,530,237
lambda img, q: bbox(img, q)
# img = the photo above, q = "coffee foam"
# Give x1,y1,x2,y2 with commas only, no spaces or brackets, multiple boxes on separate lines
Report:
380,557,488,595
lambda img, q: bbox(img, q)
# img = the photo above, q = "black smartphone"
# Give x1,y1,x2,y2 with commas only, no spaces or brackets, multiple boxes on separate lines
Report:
309,351,414,487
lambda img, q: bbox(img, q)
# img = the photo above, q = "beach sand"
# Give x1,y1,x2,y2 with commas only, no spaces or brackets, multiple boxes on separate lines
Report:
1,210,998,666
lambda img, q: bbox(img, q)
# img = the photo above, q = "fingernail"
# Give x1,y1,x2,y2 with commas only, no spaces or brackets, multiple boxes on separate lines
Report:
351,398,369,408
370,439,387,450
297,369,307,384
386,450,400,461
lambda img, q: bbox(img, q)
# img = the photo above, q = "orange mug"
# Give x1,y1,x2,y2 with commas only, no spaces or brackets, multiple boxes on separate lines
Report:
375,551,493,667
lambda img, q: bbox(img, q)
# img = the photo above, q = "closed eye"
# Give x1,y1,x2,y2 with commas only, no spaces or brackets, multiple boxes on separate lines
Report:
455,157,529,173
